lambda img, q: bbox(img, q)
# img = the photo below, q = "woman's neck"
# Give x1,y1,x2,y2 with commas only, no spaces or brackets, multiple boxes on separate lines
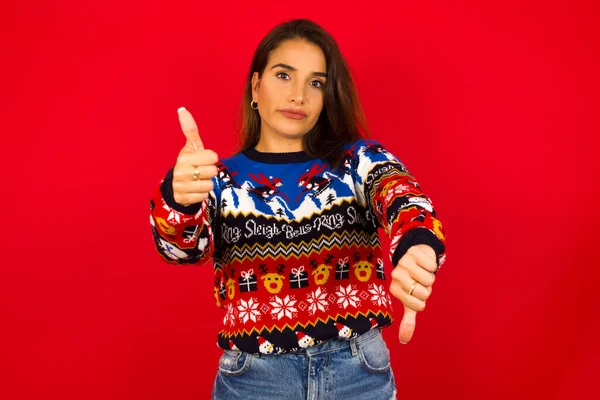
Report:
255,131,304,153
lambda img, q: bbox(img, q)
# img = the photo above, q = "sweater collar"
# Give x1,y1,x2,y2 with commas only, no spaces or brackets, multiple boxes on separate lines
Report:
242,147,314,164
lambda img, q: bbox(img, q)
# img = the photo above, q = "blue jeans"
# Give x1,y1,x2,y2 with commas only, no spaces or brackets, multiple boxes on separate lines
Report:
212,328,397,400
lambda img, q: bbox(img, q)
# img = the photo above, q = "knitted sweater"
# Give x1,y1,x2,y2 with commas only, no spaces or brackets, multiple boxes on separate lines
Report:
149,139,447,354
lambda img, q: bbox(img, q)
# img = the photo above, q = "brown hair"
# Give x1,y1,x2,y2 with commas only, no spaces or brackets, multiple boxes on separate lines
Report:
236,19,370,168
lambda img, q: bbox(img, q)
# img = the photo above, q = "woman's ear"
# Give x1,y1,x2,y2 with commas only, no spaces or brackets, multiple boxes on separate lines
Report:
251,72,260,100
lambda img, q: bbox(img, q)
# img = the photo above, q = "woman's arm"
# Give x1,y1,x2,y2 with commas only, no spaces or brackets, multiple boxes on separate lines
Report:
352,140,447,271
149,167,220,266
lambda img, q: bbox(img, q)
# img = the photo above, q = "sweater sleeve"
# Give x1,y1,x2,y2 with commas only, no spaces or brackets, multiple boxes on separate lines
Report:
352,140,447,271
149,166,221,266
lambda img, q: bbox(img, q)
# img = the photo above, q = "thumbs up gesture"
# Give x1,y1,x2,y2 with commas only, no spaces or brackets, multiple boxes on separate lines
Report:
389,244,438,344
172,107,219,207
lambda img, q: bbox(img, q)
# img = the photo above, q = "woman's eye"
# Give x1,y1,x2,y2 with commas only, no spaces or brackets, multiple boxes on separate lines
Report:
276,72,323,89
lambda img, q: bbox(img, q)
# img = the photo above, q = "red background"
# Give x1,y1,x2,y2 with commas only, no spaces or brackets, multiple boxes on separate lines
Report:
1,1,598,399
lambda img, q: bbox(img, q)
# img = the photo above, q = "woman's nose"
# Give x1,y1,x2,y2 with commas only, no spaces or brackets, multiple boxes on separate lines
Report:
290,82,305,104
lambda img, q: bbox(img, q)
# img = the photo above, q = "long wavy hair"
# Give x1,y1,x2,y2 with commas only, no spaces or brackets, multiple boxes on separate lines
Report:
236,19,370,168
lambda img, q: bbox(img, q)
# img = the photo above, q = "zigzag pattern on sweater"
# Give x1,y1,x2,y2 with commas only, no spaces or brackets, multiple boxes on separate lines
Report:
221,230,381,264
218,309,394,338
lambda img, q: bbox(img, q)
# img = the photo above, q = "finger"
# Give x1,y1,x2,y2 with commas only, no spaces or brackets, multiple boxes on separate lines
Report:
173,192,210,207
409,282,432,302
178,107,204,151
392,266,432,296
388,276,427,312
403,291,427,312
403,261,435,287
176,150,219,168
399,307,417,344
173,164,218,181
191,165,219,181
409,245,437,273
173,179,214,194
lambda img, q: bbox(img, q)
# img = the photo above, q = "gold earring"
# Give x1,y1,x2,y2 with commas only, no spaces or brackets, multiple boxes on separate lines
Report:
250,100,258,110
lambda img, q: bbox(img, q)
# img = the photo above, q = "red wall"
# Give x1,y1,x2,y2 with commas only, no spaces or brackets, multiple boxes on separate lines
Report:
1,1,598,399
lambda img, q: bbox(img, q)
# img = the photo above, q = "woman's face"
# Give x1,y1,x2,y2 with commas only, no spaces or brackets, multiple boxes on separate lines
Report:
251,39,327,143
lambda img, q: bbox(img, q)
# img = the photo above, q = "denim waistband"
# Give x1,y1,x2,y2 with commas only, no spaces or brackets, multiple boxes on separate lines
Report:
256,327,383,358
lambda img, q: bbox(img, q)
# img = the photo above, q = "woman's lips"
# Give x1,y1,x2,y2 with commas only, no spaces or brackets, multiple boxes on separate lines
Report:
278,110,307,120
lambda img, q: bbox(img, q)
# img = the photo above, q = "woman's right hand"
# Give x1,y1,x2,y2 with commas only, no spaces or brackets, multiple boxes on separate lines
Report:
172,107,219,207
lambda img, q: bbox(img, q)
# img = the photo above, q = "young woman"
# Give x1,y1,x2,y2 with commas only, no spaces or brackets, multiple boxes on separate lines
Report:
150,18,447,400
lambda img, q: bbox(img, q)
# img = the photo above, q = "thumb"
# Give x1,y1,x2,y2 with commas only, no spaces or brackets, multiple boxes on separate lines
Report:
177,107,204,151
398,306,417,344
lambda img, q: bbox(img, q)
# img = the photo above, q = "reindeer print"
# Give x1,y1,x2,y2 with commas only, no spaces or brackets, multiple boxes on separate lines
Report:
261,264,286,294
353,262,374,282
352,252,374,282
310,259,333,285
226,275,236,300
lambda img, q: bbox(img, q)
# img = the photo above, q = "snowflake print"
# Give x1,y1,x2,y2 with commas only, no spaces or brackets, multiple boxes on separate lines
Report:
223,303,237,327
237,298,261,324
368,284,387,307
306,287,329,315
335,284,360,309
270,295,297,320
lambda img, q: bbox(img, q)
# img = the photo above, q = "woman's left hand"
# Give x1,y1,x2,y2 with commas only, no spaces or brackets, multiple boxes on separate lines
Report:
389,244,438,344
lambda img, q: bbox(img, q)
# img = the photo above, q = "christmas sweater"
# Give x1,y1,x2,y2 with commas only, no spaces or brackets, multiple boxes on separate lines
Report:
149,139,447,355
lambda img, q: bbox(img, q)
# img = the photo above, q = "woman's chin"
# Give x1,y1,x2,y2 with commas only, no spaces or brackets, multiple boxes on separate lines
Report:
275,129,309,140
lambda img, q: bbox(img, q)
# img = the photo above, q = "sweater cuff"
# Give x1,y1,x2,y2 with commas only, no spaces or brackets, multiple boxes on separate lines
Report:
391,228,446,272
160,168,202,215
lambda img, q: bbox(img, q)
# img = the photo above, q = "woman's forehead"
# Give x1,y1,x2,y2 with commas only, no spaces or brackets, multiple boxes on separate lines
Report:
267,40,326,71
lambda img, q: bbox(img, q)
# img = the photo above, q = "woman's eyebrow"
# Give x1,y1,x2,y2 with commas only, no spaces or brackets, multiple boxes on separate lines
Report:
270,63,327,78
